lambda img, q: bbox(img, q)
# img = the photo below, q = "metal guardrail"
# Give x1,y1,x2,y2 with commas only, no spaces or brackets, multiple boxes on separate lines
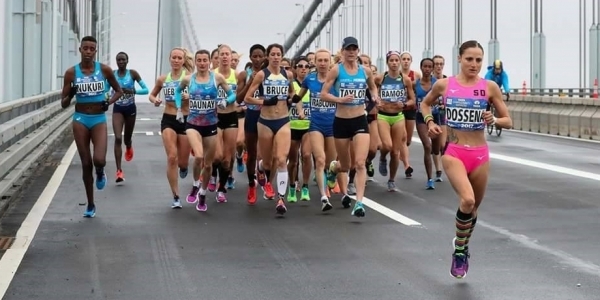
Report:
509,88,598,98
0,90,75,216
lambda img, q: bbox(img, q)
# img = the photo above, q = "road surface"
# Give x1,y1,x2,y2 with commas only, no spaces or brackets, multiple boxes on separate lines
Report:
0,103,599,300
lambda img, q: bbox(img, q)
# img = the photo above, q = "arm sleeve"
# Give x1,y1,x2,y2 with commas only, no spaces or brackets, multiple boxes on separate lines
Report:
135,80,149,95
175,85,183,109
226,89,236,104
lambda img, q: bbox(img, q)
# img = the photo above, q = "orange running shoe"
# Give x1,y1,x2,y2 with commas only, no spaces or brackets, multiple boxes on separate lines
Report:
242,151,248,164
116,169,125,183
247,185,257,205
125,147,134,161
263,182,275,200
332,181,341,194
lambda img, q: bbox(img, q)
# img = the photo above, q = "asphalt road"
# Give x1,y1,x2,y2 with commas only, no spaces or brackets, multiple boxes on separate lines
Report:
1,102,599,300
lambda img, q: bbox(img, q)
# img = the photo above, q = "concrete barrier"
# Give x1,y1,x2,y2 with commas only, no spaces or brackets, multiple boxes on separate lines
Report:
507,94,600,139
0,91,74,218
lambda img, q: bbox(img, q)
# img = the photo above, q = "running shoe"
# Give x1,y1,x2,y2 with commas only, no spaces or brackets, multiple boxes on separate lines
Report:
196,195,207,212
379,159,388,176
216,191,227,203
435,170,443,182
347,183,356,195
115,169,125,184
326,161,337,189
405,166,413,178
426,179,435,190
187,186,199,203
83,205,96,218
341,194,352,209
208,177,217,192
387,181,397,192
321,197,333,212
226,176,235,189
351,201,365,217
366,160,375,177
171,197,182,209
287,186,297,203
300,186,310,201
247,184,257,205
125,146,134,161
179,168,188,179
96,171,107,190
263,182,275,200
450,237,470,279
236,153,244,173
275,198,287,215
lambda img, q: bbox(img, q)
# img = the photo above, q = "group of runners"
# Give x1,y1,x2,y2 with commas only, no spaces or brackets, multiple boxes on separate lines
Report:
61,35,512,279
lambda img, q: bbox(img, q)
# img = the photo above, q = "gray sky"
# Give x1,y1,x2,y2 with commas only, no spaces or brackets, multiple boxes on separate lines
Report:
111,0,592,89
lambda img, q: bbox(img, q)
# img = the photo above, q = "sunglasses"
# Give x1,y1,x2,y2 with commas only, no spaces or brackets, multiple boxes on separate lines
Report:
295,64,310,69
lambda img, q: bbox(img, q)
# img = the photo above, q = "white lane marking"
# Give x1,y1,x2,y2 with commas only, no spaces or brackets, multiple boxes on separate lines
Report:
137,117,157,121
411,137,600,181
353,196,422,226
478,219,600,278
0,142,77,298
411,136,600,276
108,131,160,136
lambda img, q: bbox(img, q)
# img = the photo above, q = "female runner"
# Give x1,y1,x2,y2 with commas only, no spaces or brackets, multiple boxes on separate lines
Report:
111,52,148,183
210,48,219,70
376,51,414,191
359,54,379,182
177,49,237,211
149,47,194,209
432,54,448,182
296,49,336,211
236,44,266,205
210,44,239,202
321,37,380,217
287,56,312,203
420,40,512,279
231,50,241,70
415,58,442,190
60,36,123,217
234,62,253,174
244,43,295,215
399,51,420,178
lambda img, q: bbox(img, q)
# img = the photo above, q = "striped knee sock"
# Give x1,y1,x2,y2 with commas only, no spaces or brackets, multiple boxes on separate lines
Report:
454,209,473,254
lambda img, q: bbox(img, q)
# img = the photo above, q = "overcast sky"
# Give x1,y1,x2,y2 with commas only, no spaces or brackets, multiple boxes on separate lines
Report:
110,0,597,89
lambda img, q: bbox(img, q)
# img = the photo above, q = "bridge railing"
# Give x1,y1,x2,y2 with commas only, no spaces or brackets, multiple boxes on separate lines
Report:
506,93,600,140
509,88,598,98
0,91,75,217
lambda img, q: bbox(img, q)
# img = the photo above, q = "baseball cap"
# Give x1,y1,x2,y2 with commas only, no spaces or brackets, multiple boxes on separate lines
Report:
342,36,359,49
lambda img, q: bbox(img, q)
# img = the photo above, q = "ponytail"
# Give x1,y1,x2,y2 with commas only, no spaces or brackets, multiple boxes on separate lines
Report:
260,59,269,70
182,48,194,73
